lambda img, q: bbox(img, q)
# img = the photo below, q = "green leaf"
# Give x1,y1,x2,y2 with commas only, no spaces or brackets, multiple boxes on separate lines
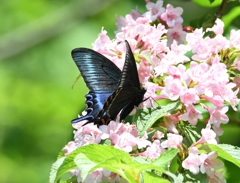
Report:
222,7,240,28
72,144,146,182
180,124,201,146
74,153,97,181
199,144,240,168
151,149,182,183
134,101,180,137
69,144,174,183
49,157,66,183
192,0,222,7
182,171,208,183
143,171,171,183
51,145,179,182
73,144,133,181
152,148,179,170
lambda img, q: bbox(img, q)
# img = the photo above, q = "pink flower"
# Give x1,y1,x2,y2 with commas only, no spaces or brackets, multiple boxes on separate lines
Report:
167,64,186,79
152,131,164,140
186,28,205,53
140,140,165,159
71,168,120,183
208,34,229,53
73,123,102,147
166,24,186,46
180,88,200,105
84,168,120,183
182,147,207,174
233,75,240,89
136,132,152,149
70,169,82,183
115,20,165,56
161,4,183,27
185,62,209,85
230,29,240,49
206,18,224,35
163,114,180,134
160,76,183,100
168,42,190,64
212,125,224,136
200,124,217,144
187,29,229,61
92,28,112,51
220,83,239,111
100,121,150,152
234,59,240,71
143,82,163,107
145,0,165,22
206,106,229,126
62,141,77,156
200,152,226,183
116,10,142,32
192,37,215,61
161,133,183,148
180,104,202,125
201,95,224,108
194,123,217,146
186,28,216,62
207,170,226,183
157,42,190,73
111,132,138,152
138,58,152,83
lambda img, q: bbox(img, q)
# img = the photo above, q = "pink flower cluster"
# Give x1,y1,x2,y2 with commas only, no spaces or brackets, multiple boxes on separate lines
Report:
182,147,225,183
63,121,174,182
64,0,240,182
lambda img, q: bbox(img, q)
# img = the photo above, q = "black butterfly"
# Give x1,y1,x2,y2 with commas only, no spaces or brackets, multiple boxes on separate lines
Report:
71,40,146,125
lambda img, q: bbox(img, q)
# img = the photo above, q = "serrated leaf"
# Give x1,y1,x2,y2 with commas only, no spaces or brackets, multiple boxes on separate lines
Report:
52,144,182,182
55,152,79,182
152,148,179,170
49,157,65,183
74,153,97,181
72,144,143,182
132,156,152,164
71,144,173,183
199,144,240,168
53,146,101,182
134,101,180,137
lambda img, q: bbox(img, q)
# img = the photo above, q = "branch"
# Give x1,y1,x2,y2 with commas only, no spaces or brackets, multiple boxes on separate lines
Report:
0,0,114,60
216,0,228,19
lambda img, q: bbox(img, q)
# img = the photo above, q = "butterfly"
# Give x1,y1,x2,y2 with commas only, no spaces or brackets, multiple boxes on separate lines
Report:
71,40,146,126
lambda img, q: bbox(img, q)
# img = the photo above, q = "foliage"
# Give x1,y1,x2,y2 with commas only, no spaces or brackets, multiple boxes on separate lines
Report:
50,0,240,182
0,0,239,183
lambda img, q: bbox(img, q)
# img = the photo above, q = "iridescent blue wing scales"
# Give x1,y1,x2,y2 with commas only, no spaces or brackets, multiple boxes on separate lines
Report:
71,48,121,124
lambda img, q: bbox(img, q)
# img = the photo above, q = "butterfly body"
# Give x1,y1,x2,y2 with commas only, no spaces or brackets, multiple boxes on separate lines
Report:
71,41,146,126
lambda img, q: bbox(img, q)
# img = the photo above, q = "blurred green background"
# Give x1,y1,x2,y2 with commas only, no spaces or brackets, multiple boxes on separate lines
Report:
0,0,239,182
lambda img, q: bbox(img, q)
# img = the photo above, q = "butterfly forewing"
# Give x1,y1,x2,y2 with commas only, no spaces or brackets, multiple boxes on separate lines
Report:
119,41,141,88
71,48,121,93
71,48,121,124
